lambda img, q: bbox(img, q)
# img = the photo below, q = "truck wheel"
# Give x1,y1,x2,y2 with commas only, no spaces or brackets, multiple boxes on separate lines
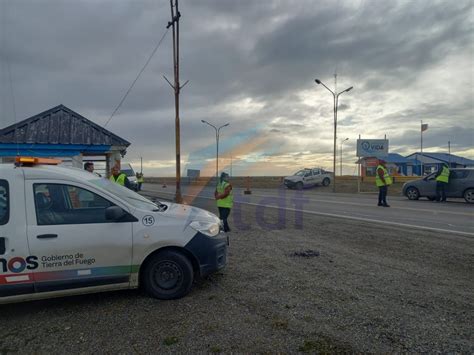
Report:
322,178,330,186
464,188,474,204
296,182,303,190
406,187,419,200
142,250,194,300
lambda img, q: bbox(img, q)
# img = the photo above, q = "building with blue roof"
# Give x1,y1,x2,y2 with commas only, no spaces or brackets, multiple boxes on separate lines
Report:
0,105,130,176
356,153,417,176
406,152,474,175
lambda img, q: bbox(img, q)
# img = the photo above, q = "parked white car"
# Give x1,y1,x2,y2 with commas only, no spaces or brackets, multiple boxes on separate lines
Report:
284,168,332,190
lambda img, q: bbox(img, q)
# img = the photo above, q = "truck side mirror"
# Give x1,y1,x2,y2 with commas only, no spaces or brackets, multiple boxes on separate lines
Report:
105,206,126,221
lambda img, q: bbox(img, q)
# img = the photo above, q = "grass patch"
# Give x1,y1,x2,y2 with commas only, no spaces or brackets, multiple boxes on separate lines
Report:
272,318,289,330
209,346,222,353
163,336,179,346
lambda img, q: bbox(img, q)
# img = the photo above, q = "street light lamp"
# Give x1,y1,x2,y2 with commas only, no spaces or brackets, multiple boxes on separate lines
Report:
201,120,230,183
314,78,353,192
340,137,349,176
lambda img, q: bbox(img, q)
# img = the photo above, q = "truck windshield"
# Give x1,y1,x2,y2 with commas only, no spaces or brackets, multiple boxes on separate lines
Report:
294,170,309,176
90,178,159,210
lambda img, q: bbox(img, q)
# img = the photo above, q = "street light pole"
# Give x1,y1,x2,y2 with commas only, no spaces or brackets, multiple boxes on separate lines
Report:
340,137,349,176
315,79,353,193
201,120,229,183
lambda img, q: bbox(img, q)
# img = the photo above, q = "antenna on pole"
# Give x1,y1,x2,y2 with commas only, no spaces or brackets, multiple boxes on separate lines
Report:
164,0,188,204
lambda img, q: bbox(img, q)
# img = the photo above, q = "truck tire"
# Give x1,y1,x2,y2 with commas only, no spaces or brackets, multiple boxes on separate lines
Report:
296,182,303,190
322,178,330,186
405,186,419,200
464,188,474,204
142,250,194,300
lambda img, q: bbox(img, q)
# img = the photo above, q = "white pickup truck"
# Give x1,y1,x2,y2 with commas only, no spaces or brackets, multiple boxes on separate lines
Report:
284,168,332,190
0,157,228,304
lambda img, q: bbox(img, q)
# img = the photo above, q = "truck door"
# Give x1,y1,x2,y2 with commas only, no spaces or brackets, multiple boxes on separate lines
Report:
302,170,313,187
312,169,322,184
25,181,134,294
0,173,36,299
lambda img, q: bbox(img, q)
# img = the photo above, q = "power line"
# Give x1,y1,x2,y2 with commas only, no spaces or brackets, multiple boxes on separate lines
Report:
104,27,170,127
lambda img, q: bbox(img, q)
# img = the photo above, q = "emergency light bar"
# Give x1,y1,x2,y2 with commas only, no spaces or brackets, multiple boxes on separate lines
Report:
15,157,62,165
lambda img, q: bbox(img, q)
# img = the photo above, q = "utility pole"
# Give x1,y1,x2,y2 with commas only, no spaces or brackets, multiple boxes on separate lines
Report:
448,141,451,166
140,156,143,174
201,120,230,183
315,78,353,193
340,138,349,176
165,0,188,203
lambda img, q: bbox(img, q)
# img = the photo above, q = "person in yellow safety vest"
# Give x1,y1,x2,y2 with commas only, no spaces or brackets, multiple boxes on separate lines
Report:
110,166,133,190
435,163,450,202
375,159,393,207
214,172,233,232
137,173,144,191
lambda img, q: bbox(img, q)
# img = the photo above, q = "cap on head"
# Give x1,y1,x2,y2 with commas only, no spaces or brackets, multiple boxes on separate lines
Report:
220,172,229,180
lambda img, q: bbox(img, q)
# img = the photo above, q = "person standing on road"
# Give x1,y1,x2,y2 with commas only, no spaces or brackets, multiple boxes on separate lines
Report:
215,172,233,232
435,163,450,202
137,173,144,191
375,159,392,207
110,166,133,190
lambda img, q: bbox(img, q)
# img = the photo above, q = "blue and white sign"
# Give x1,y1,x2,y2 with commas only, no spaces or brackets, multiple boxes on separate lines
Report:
356,139,389,157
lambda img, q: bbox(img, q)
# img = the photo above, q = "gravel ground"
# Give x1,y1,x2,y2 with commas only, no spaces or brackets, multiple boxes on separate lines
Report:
1,196,473,353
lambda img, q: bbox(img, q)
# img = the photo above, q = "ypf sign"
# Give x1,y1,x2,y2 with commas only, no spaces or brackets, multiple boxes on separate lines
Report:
356,139,389,157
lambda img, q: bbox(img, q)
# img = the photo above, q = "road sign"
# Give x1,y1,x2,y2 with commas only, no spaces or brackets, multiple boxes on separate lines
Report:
356,139,389,157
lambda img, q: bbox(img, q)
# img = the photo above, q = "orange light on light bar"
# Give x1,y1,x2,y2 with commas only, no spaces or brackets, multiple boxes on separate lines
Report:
15,157,62,165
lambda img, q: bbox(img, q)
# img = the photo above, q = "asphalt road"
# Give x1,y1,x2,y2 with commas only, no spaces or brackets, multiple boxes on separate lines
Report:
142,184,474,237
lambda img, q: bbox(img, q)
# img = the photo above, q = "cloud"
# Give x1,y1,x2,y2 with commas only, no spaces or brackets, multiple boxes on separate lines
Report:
0,0,472,177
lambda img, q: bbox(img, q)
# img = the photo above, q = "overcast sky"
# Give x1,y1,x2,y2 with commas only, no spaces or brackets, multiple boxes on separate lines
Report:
1,0,472,176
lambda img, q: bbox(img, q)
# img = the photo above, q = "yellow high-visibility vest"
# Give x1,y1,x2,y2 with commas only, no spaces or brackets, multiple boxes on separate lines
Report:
375,165,393,187
110,173,126,186
216,181,233,208
436,166,450,183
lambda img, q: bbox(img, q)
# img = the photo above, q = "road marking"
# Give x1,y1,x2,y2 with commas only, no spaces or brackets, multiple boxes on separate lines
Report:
145,190,474,237
246,192,474,216
146,188,473,217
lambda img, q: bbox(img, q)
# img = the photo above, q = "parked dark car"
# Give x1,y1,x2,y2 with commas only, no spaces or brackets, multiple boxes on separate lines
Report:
402,168,474,203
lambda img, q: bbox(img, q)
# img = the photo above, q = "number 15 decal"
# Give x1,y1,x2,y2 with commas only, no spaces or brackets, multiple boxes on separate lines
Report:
142,215,155,226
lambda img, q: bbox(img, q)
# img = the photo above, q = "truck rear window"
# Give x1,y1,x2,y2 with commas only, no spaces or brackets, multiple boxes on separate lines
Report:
0,180,9,225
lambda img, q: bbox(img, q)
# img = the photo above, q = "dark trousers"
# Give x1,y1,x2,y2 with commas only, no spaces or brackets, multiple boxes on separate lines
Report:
138,182,143,191
378,185,388,205
218,207,231,232
436,181,447,202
